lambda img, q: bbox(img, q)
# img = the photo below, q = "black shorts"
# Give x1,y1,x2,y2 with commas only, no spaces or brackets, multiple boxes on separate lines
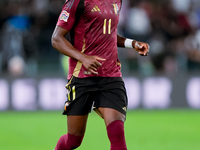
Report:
62,76,128,117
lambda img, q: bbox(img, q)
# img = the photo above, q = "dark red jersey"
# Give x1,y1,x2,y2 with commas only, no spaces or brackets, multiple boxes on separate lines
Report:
57,0,122,79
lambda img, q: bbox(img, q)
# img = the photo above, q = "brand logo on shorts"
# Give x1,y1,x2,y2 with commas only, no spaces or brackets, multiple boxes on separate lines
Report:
122,107,127,112
60,10,70,22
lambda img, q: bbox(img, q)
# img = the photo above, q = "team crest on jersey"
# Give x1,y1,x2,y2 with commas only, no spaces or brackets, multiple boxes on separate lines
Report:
60,10,70,22
113,4,119,15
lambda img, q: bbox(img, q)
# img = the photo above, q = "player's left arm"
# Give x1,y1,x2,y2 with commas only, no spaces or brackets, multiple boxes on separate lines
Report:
117,34,150,56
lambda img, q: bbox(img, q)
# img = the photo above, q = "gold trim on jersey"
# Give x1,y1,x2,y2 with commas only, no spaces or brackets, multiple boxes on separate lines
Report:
117,61,121,70
72,38,86,77
117,61,121,67
73,61,82,77
91,5,101,12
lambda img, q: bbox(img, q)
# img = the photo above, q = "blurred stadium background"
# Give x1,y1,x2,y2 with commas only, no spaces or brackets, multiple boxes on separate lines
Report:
0,0,200,150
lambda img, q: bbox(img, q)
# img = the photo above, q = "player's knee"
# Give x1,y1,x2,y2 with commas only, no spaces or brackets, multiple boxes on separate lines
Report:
98,108,126,126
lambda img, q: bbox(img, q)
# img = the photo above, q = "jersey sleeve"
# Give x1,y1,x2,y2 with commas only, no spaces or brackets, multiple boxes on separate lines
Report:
56,0,80,31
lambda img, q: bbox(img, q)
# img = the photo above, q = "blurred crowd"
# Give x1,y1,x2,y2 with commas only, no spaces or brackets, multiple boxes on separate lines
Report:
0,0,63,76
0,0,200,77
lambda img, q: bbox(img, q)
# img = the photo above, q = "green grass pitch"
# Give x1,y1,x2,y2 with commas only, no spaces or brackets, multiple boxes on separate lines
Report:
0,109,200,150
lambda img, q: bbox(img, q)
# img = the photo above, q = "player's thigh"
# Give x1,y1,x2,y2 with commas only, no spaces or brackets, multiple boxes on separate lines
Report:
67,114,88,136
94,78,127,126
98,107,126,127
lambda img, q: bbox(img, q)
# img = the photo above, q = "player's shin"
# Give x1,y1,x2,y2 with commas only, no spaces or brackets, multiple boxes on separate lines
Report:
107,120,127,150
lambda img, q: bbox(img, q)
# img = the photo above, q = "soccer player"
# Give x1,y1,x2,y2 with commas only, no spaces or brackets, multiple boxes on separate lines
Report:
51,0,149,149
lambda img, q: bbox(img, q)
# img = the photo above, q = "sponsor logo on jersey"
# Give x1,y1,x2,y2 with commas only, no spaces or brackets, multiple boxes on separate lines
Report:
60,10,70,22
113,4,119,15
91,5,101,12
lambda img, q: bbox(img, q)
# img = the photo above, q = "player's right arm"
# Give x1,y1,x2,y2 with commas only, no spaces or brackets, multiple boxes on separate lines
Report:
51,25,105,75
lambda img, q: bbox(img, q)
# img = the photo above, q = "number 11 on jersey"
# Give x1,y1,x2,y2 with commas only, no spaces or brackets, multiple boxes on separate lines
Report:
103,19,111,34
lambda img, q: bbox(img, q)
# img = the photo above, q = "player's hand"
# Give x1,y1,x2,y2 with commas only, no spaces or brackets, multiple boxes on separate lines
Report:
133,41,150,56
81,55,106,75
